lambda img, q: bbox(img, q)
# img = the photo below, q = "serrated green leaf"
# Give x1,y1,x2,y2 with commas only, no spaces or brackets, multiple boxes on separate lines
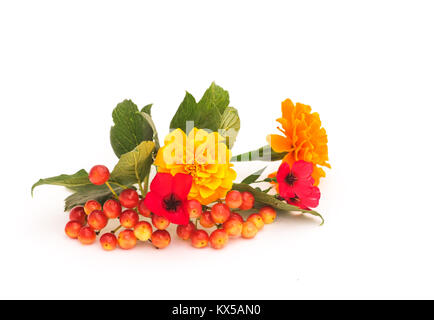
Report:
110,99,154,158
241,166,267,184
110,141,155,186
232,183,324,225
219,107,240,149
64,184,127,211
169,92,198,133
31,169,90,196
231,145,288,162
137,111,160,151
141,104,153,115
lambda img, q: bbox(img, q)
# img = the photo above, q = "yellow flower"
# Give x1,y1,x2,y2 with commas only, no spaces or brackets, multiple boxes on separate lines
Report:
154,128,237,205
267,98,330,186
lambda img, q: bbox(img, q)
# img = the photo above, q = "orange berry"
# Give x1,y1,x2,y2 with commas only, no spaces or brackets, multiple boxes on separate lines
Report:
176,222,196,240
199,211,215,228
103,199,122,219
100,233,117,251
185,200,203,219
259,206,277,224
119,209,139,228
84,200,102,215
230,212,244,223
78,226,96,245
225,190,243,209
89,165,110,185
151,230,171,249
239,192,255,210
247,213,264,231
152,215,170,230
88,210,108,231
134,221,153,241
65,221,82,239
223,218,243,237
209,229,229,249
210,203,231,224
241,221,258,239
191,230,209,248
117,229,137,250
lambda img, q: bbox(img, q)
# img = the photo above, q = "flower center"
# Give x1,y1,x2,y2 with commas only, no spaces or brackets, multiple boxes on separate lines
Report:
162,194,182,212
285,173,297,186
289,195,299,203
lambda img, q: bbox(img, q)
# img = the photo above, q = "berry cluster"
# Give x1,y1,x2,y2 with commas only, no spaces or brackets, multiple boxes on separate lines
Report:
64,165,277,250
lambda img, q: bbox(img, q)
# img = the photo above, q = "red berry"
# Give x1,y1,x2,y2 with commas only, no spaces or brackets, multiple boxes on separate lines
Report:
78,226,96,245
185,200,202,219
103,199,122,219
69,206,86,225
117,229,137,250
210,203,231,224
119,209,139,228
100,233,117,251
176,222,196,240
259,206,277,224
84,200,102,215
239,191,255,210
138,199,152,217
191,230,209,248
89,165,110,185
199,211,215,228
65,221,82,239
134,221,153,241
151,230,171,249
209,229,229,249
223,218,243,237
225,190,243,209
230,212,244,223
119,189,139,208
88,210,108,230
247,213,264,231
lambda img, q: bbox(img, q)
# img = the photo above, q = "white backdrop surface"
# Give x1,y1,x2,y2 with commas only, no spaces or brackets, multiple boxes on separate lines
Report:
1,0,433,299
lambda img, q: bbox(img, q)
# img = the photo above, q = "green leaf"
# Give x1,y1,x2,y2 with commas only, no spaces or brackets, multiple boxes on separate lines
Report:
231,145,288,162
141,104,153,115
169,92,198,133
241,166,267,184
232,183,324,225
64,184,126,211
31,169,90,196
169,83,229,133
110,141,155,186
219,107,240,149
110,99,154,158
137,111,160,151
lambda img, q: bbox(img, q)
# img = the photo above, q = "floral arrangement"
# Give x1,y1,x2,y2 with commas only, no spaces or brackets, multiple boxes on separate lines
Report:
32,83,329,250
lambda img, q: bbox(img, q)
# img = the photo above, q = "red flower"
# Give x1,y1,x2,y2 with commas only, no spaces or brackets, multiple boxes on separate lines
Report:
144,173,193,225
276,161,320,209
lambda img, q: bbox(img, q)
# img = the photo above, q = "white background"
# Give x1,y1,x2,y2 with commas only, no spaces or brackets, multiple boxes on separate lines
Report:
1,0,433,299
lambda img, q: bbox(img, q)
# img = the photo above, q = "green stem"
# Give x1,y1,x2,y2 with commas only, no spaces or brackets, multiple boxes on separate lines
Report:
105,181,119,199
111,225,122,234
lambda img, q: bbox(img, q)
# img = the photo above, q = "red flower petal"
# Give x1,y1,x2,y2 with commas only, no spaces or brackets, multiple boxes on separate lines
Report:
172,173,193,200
149,172,173,197
292,160,313,179
165,207,189,225
144,191,166,217
300,187,321,208
276,162,290,183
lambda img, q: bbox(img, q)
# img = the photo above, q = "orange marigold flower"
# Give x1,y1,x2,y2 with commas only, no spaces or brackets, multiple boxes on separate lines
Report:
267,98,330,186
154,128,237,205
